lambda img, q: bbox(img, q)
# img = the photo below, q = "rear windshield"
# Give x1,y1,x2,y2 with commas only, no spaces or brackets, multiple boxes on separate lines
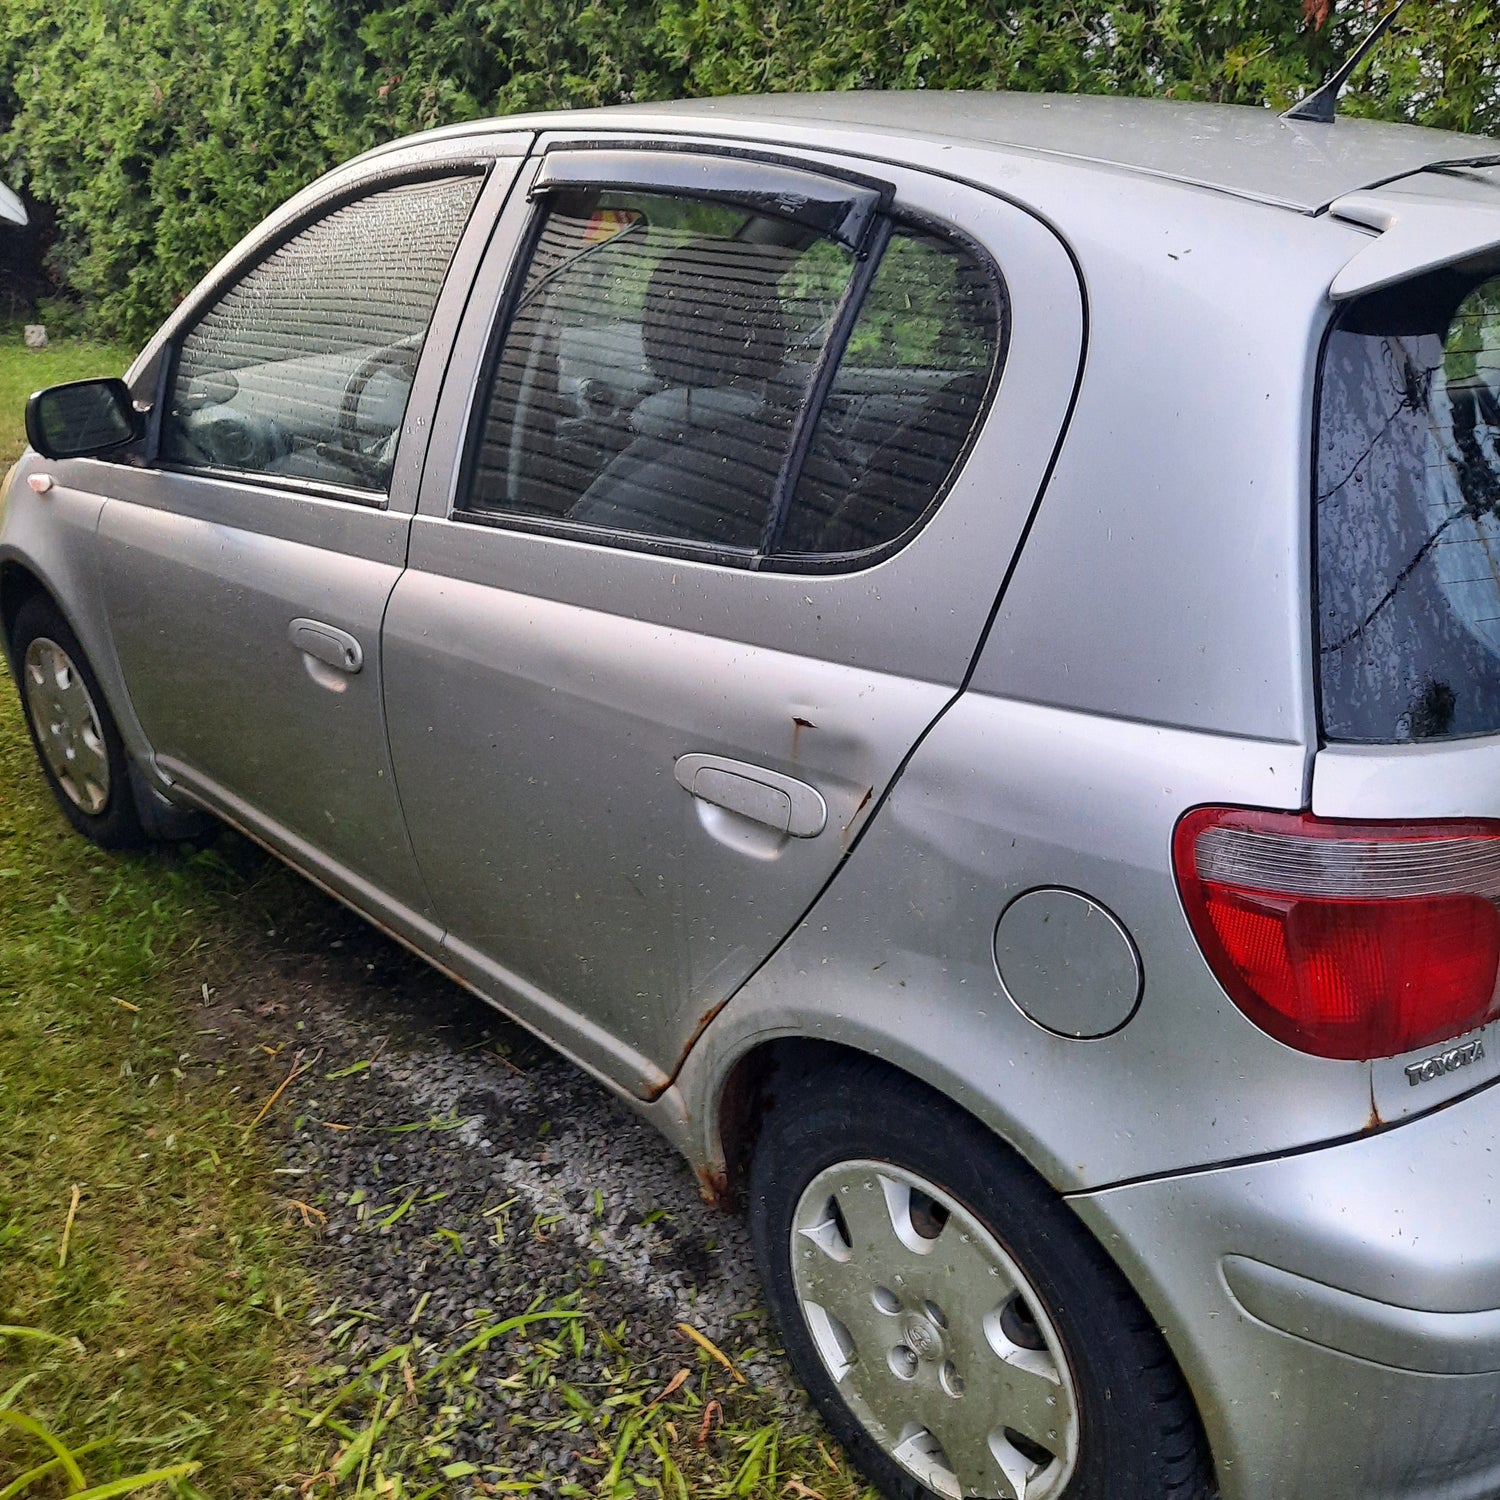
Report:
1317,263,1500,742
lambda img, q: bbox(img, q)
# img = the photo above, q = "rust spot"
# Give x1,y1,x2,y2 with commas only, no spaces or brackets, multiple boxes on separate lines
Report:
843,784,875,840
671,998,732,1080
1363,1073,1383,1132
790,714,815,763
695,1162,731,1209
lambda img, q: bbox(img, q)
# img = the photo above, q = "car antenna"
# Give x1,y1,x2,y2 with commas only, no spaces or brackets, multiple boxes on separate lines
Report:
1282,0,1412,125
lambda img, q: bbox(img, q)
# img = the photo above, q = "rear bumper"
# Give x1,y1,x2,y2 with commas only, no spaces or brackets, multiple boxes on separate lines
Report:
1071,1085,1500,1500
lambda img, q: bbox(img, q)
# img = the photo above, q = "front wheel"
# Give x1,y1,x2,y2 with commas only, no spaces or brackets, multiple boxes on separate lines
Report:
748,1055,1214,1500
10,594,143,848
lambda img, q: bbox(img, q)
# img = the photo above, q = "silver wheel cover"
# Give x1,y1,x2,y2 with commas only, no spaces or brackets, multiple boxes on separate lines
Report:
792,1160,1081,1500
22,637,111,816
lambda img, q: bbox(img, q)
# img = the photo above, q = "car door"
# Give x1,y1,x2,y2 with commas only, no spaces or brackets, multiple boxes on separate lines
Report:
382,138,1084,1093
93,149,525,944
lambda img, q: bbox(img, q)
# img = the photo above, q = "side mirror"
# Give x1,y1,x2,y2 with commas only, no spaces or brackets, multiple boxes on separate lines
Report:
24,378,143,461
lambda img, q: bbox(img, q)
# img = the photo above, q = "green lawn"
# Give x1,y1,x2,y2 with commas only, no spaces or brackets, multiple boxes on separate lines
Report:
1,332,319,1494
0,683,325,1497
0,333,136,466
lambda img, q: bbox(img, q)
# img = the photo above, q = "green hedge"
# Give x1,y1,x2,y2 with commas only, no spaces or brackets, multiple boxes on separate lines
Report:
1,0,1496,342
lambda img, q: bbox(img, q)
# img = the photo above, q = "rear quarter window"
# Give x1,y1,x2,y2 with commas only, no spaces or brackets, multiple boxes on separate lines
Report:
1316,265,1500,742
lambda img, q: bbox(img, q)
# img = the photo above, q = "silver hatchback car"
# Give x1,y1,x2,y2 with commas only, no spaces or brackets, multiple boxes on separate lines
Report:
6,92,1500,1500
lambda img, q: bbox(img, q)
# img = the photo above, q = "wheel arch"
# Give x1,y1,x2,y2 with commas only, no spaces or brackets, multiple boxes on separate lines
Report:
0,558,52,667
1,553,206,840
707,1034,1022,1209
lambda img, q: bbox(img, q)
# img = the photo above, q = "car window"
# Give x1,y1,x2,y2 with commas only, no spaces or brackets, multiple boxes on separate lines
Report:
1317,267,1500,742
461,188,857,553
775,225,1004,558
161,175,481,495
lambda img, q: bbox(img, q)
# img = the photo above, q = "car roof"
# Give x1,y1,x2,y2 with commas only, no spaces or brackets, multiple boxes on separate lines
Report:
365,91,1500,214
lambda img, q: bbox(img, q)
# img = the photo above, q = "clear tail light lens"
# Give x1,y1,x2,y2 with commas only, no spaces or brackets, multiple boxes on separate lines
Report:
1173,807,1500,1060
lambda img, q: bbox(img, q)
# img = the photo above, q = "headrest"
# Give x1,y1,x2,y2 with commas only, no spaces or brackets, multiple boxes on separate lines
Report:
629,385,764,439
641,239,790,390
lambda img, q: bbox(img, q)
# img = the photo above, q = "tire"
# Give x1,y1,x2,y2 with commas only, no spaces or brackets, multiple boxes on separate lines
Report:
8,594,144,848
748,1054,1215,1500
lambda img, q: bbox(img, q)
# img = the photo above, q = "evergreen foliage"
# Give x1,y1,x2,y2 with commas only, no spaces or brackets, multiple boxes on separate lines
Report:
0,0,1496,341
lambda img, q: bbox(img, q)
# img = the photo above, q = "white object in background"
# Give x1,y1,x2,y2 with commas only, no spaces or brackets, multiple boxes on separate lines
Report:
0,182,26,226
23,325,47,349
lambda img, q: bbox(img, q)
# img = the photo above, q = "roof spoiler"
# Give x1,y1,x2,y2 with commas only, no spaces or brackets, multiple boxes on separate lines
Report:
1328,183,1500,299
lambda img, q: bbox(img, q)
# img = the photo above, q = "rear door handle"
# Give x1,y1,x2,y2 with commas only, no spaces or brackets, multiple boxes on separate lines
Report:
288,618,363,674
674,753,827,838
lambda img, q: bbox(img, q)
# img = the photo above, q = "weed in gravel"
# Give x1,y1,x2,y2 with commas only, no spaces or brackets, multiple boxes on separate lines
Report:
285,1287,877,1500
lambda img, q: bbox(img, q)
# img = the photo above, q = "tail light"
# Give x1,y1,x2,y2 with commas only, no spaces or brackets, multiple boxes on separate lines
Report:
1173,807,1500,1060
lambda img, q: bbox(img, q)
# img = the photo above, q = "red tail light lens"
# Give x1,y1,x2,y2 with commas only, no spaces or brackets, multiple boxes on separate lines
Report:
1173,807,1500,1060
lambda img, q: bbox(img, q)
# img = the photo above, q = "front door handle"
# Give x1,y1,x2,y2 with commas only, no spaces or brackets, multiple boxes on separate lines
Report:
289,618,364,674
674,753,827,838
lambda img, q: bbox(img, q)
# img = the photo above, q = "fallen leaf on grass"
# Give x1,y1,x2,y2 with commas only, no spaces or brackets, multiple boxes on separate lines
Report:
646,1367,690,1407
245,1048,321,1133
677,1322,746,1383
58,1184,81,1269
697,1399,723,1446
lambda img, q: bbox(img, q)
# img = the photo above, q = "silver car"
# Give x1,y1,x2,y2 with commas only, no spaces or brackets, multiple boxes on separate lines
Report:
6,92,1500,1500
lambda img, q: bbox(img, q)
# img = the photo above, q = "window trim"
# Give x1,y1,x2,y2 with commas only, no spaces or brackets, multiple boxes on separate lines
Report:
450,162,1009,573
151,163,489,508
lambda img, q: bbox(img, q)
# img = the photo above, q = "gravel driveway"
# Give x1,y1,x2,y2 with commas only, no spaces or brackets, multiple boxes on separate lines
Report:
192,842,843,1494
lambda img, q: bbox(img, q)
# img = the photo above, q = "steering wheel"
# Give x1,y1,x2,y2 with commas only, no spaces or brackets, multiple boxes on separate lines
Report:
333,345,418,483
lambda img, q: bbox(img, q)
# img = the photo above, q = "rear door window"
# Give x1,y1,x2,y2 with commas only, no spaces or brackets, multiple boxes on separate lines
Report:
1317,267,1500,741
462,187,856,553
458,179,1003,566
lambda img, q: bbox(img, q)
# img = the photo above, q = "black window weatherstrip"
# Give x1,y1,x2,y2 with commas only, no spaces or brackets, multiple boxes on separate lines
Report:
531,143,895,256
448,504,758,570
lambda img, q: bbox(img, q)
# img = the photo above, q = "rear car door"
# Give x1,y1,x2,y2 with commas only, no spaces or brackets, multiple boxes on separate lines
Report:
94,149,524,942
383,139,1084,1092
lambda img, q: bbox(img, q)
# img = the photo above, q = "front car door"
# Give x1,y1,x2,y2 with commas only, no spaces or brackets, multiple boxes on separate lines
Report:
94,143,526,944
383,137,1084,1092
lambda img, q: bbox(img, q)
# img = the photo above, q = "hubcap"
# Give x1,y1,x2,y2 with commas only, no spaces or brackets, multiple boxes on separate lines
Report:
22,637,110,815
791,1160,1080,1500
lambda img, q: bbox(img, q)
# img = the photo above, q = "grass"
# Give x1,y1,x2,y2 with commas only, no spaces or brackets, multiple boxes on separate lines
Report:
0,331,136,467
0,678,327,1492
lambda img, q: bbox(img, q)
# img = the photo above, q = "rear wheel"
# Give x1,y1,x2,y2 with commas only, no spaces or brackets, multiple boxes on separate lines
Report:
748,1056,1214,1500
10,595,143,848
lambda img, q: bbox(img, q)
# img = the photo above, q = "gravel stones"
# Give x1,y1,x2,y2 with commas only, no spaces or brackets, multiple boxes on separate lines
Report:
200,856,810,1489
